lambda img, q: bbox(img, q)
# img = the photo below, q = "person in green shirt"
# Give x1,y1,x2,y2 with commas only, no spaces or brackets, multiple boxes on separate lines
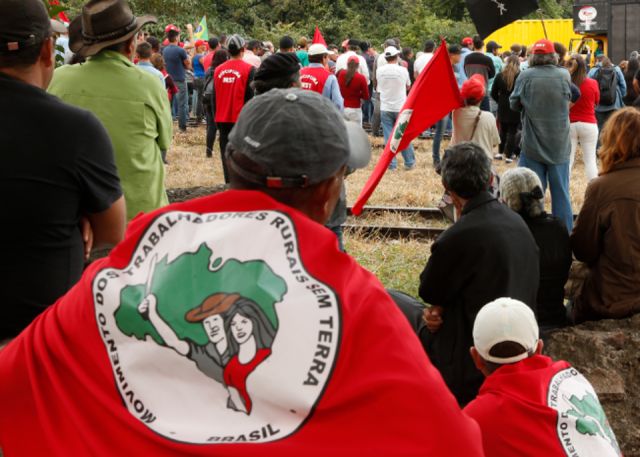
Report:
296,36,310,67
47,0,172,223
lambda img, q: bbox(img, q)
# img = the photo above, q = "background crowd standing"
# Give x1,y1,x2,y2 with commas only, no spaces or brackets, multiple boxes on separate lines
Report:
1,0,640,454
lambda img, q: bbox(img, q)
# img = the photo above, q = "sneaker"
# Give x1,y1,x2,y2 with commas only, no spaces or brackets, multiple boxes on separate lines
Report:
432,160,440,168
405,166,416,171
387,167,397,171
494,154,503,160
505,158,514,164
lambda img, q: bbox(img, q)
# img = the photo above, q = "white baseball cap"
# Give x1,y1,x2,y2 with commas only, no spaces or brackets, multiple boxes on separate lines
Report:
308,44,334,56
384,46,401,57
473,298,539,364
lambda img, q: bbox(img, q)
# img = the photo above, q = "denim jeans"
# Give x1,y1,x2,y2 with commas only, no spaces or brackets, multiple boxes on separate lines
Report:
371,92,381,136
381,110,415,169
362,83,374,123
432,114,450,164
327,225,344,252
518,153,573,232
174,80,188,131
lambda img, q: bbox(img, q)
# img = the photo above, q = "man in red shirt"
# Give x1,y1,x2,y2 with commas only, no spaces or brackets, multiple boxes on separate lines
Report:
0,88,485,456
465,298,622,457
299,44,343,113
202,37,221,73
214,34,256,183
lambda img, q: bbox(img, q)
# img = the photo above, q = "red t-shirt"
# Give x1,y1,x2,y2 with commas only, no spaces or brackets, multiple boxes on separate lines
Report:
464,355,621,457
214,60,253,123
0,190,484,456
570,78,600,124
337,71,370,109
203,52,214,73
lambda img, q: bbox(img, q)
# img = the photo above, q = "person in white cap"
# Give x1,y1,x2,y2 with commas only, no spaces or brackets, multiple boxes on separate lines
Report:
299,43,343,113
465,297,622,457
376,46,414,170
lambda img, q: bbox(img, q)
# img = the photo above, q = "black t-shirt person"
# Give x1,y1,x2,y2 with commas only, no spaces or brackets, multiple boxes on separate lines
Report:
0,72,122,339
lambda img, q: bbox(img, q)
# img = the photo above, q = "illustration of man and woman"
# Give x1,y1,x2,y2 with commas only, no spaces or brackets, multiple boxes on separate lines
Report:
138,292,276,414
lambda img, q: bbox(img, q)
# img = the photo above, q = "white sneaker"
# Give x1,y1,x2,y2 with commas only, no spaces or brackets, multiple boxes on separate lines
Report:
506,158,514,164
494,154,503,160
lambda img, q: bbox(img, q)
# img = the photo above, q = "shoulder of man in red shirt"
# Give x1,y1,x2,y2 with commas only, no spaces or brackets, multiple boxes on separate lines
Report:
0,190,484,456
203,53,214,72
465,355,622,457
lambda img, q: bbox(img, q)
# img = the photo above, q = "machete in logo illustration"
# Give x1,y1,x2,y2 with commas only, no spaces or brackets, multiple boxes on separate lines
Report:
116,244,283,416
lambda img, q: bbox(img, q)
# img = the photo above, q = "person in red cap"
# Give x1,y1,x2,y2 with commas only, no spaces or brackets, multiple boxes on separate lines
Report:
452,74,500,159
458,37,474,84
510,38,579,234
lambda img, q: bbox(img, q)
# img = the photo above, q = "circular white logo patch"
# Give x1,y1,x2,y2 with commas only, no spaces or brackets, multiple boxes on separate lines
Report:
93,210,341,444
547,368,621,457
390,109,413,153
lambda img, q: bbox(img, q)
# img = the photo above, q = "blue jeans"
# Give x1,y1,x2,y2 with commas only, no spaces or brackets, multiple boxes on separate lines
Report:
362,83,374,123
381,110,415,169
432,114,450,164
518,153,574,232
174,80,188,131
328,225,344,252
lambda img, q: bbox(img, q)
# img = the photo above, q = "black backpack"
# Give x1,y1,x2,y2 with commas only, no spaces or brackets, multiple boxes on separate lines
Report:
203,66,215,106
596,66,618,106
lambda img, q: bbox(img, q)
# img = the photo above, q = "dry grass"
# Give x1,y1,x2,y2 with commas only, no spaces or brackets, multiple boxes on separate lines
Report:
165,125,594,296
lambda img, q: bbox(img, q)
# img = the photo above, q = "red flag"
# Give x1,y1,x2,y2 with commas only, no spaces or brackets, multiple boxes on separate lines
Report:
352,38,464,215
312,26,327,46
50,0,70,24
0,190,484,456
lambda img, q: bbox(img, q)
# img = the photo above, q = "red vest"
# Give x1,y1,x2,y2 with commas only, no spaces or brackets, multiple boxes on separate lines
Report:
300,67,331,94
214,59,253,123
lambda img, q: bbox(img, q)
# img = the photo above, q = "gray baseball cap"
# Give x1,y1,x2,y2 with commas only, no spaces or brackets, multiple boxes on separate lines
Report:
227,34,245,53
228,88,372,188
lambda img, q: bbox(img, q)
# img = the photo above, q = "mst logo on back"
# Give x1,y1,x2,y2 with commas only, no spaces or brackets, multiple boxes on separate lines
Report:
93,210,341,444
547,368,621,457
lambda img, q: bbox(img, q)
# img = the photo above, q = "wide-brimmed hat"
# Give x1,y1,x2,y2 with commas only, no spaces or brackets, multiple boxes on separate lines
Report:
185,293,240,323
69,0,157,58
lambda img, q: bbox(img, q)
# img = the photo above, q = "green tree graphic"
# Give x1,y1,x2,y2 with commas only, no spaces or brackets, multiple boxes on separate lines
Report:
393,120,408,141
567,392,620,454
114,243,287,346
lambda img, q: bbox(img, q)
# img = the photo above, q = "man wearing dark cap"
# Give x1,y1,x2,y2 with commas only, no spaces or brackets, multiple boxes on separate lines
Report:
251,52,301,95
0,88,485,454
213,34,256,183
464,35,496,111
336,38,369,84
413,39,436,79
47,0,172,223
0,0,125,339
279,35,295,53
202,37,220,72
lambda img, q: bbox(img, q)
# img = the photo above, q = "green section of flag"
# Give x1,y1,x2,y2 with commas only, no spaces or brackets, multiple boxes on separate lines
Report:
194,15,209,41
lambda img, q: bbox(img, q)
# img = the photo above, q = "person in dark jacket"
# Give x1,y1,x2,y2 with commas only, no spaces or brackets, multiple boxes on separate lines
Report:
501,168,572,329
571,107,640,324
418,142,540,406
490,54,521,163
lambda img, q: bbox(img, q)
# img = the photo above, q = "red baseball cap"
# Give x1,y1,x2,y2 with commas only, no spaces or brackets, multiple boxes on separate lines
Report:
165,24,181,33
461,74,485,102
533,39,554,54
163,38,169,46
462,37,473,45
194,39,206,47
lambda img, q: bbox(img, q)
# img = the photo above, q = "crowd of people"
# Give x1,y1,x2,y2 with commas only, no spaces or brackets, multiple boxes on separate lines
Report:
1,0,639,454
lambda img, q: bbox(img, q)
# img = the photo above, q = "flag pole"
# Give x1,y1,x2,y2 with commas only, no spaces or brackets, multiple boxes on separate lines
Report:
538,9,549,39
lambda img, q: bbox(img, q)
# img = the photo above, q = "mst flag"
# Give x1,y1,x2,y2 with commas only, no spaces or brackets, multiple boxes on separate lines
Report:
352,39,463,215
0,191,484,456
467,0,540,39
49,0,70,24
194,15,209,41
312,26,327,46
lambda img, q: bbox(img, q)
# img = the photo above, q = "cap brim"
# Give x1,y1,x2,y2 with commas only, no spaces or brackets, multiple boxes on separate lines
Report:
69,14,157,58
51,19,67,34
344,121,372,169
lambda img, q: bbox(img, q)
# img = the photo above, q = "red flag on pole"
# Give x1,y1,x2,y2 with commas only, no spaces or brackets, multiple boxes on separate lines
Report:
352,39,464,215
312,26,327,46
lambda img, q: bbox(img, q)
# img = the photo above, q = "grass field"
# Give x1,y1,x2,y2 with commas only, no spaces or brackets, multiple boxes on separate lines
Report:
166,124,592,299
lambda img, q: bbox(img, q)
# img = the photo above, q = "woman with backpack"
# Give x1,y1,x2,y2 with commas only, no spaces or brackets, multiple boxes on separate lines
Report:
204,50,230,158
587,56,627,142
568,55,600,181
